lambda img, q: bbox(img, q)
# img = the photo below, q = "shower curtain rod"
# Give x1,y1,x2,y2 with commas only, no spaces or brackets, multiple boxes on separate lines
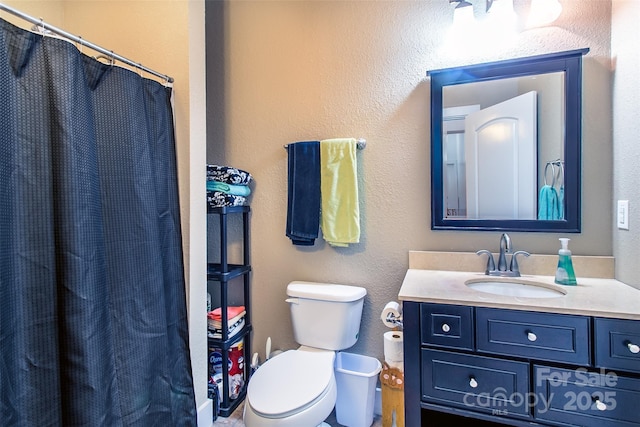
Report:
0,3,174,83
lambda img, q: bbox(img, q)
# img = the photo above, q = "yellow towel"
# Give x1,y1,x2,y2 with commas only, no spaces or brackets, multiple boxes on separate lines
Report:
320,138,360,247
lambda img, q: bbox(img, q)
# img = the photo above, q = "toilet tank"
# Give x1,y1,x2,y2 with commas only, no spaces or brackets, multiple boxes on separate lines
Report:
286,281,367,351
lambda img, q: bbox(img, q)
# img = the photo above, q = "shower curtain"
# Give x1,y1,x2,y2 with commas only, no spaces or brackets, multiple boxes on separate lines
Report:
0,18,196,426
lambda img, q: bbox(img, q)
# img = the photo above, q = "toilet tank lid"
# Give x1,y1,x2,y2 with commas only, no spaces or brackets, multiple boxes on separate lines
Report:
287,281,366,302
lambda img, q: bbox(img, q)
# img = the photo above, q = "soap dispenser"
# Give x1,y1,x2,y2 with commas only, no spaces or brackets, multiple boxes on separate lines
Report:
555,238,577,286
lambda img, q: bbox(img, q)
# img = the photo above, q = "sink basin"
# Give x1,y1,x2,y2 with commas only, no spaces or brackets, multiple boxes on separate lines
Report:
466,279,567,298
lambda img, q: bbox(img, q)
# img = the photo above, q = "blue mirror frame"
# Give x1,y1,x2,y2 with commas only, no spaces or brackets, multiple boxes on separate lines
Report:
429,48,589,232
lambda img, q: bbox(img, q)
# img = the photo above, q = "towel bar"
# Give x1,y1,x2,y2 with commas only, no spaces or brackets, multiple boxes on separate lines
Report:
284,138,366,150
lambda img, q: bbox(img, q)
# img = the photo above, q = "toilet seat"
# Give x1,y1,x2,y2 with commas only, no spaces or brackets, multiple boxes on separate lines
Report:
247,347,335,418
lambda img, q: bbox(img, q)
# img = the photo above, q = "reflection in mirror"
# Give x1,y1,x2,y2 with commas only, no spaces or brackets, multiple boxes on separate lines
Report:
429,49,588,232
443,73,563,220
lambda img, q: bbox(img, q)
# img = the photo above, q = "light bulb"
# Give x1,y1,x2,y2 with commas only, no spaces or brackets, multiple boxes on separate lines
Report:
528,0,562,28
452,1,475,28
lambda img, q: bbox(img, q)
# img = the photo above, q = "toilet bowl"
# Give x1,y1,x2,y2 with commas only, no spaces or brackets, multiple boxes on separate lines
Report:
243,281,366,427
243,346,336,426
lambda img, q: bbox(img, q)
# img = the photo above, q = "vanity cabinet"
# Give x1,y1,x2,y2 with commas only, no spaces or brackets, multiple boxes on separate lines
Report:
404,302,640,426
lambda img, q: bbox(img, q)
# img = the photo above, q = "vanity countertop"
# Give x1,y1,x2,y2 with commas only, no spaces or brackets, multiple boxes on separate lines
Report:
399,268,640,320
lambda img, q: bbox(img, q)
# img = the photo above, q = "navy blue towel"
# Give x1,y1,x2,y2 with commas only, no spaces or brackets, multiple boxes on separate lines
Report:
286,141,321,245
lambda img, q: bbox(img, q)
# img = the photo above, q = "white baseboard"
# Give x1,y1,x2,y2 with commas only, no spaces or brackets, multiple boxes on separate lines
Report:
197,398,213,427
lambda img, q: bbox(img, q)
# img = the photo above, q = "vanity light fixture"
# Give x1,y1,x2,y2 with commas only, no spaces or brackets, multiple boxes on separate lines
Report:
450,0,475,27
485,0,517,38
446,0,480,55
527,0,562,27
486,0,517,24
448,0,563,30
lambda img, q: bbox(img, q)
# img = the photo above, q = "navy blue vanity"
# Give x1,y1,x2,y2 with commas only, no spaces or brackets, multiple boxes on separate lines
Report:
399,262,640,427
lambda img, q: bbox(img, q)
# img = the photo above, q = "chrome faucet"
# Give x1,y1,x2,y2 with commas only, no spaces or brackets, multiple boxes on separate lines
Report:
476,233,530,277
497,233,512,272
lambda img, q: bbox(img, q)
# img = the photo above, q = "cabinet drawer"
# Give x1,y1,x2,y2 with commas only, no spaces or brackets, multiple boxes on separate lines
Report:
594,318,640,374
421,348,530,417
534,365,640,426
420,303,473,350
476,308,590,365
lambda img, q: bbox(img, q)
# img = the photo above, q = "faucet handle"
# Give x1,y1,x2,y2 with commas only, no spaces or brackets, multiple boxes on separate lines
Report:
510,251,530,277
476,250,496,275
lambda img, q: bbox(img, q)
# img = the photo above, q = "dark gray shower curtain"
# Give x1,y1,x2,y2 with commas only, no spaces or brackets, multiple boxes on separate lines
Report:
0,18,196,426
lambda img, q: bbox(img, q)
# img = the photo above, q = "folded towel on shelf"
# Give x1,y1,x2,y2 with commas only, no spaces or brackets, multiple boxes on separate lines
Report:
286,141,321,246
206,181,251,197
208,311,246,330
538,184,561,220
208,319,245,340
208,306,246,322
207,164,253,185
207,191,247,208
320,138,360,247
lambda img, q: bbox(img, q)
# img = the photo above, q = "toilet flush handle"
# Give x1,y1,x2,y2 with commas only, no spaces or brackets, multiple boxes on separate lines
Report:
285,298,300,305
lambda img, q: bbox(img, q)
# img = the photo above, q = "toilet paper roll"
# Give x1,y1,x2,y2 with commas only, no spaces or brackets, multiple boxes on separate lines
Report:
383,331,404,363
381,301,402,328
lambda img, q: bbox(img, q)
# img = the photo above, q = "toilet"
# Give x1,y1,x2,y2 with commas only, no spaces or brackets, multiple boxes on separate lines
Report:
243,281,367,427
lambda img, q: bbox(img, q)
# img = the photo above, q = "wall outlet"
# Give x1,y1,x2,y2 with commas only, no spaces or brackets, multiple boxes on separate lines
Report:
617,200,629,230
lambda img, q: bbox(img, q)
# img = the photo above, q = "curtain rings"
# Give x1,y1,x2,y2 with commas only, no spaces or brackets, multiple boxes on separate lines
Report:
30,18,47,37
95,52,115,66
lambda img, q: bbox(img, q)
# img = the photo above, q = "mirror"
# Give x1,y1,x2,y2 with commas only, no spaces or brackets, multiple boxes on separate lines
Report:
429,48,588,232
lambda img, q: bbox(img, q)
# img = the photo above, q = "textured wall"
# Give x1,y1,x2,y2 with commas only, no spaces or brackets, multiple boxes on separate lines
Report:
1,1,64,27
207,0,615,361
612,0,640,288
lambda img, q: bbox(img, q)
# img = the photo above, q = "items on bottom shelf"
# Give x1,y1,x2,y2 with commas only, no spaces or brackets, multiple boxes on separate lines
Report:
208,340,245,401
208,383,219,422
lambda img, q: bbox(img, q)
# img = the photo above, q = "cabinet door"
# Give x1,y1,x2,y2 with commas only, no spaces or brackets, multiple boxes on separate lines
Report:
595,318,640,374
422,348,530,417
476,308,590,365
534,365,640,426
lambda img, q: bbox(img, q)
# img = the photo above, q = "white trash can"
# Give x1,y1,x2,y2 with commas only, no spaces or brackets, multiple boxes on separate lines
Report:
335,352,382,427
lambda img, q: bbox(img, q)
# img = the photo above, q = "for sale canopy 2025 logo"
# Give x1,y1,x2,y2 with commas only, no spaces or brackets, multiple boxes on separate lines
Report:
462,367,617,416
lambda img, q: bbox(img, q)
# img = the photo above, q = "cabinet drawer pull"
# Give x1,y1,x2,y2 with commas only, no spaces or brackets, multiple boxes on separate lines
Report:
442,323,451,333
469,377,478,388
527,331,537,342
593,397,607,411
628,342,640,354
